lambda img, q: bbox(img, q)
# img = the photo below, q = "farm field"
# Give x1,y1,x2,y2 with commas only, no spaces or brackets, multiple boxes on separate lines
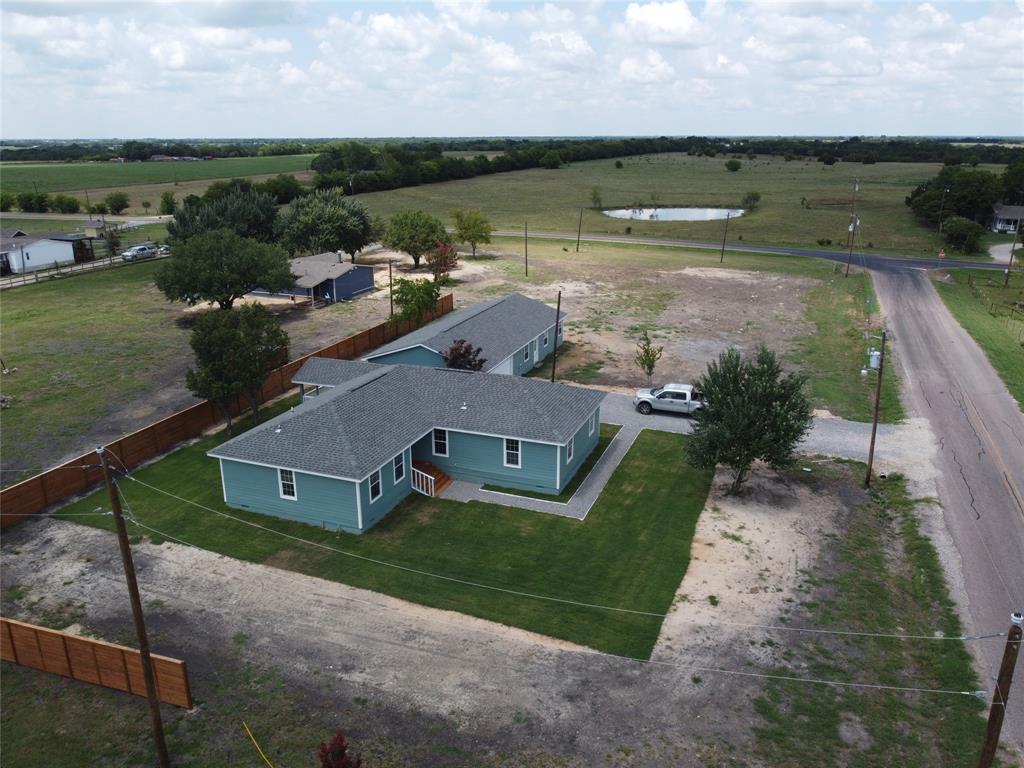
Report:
933,269,1024,408
356,153,1002,258
0,155,314,195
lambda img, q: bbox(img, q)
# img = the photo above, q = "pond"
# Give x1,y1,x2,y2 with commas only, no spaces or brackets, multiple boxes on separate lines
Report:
602,207,745,222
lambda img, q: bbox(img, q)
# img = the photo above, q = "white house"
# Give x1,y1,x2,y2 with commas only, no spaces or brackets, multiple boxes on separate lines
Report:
0,234,77,275
991,204,1024,234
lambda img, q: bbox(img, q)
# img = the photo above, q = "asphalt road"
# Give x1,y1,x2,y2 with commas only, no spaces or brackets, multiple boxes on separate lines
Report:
873,269,1024,752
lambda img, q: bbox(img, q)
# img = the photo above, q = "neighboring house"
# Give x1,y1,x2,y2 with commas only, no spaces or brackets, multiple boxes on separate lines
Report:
254,252,375,304
363,293,564,375
0,234,77,275
0,228,28,239
209,359,603,534
991,204,1023,234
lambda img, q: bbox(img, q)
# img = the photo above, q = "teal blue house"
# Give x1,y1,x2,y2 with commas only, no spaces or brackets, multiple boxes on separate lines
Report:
209,359,603,534
363,293,564,374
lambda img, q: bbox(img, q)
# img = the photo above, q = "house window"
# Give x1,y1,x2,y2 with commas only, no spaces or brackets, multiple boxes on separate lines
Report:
278,468,296,500
393,452,405,483
567,437,575,463
433,428,448,457
558,320,564,337
589,412,596,436
369,469,382,502
504,438,521,468
523,345,529,361
543,332,549,348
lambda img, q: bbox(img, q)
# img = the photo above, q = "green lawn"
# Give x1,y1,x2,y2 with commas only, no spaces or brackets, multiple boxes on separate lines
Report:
0,155,314,195
356,154,1002,257
482,423,621,501
56,426,712,658
934,269,1024,409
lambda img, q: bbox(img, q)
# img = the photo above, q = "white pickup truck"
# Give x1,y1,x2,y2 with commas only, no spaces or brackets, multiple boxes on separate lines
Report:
633,383,704,416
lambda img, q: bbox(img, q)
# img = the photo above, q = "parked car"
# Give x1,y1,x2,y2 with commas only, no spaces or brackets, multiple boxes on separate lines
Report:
633,383,704,416
157,245,170,255
120,244,157,262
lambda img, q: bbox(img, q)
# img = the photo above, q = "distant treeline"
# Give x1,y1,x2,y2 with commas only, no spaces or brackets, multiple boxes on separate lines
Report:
3,136,1022,168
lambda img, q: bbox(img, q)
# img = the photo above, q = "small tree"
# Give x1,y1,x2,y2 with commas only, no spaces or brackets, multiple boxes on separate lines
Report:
725,159,742,172
392,278,441,326
685,346,813,494
141,200,151,214
590,187,603,209
634,330,663,386
540,150,562,169
105,192,130,214
614,160,624,169
426,241,458,280
441,339,486,371
450,208,493,257
234,304,289,423
319,730,363,768
741,191,761,210
159,190,177,215
0,191,13,212
185,310,245,435
942,216,984,253
155,228,294,309
384,210,447,268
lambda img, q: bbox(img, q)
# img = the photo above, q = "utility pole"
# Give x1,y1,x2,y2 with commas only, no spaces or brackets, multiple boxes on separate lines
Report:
719,211,731,263
938,185,950,233
845,179,859,278
864,328,886,489
388,260,394,318
1004,226,1018,288
97,448,171,768
550,290,562,383
524,220,529,277
975,612,1023,768
575,208,583,253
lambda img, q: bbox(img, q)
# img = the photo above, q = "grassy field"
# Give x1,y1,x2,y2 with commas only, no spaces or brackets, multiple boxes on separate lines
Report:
56,425,713,659
357,154,1004,257
754,471,987,767
482,423,621,501
0,155,314,195
934,269,1024,408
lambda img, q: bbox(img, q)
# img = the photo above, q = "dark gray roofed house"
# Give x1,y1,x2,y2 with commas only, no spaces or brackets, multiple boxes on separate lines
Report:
252,251,375,305
992,204,1024,234
364,292,565,375
209,360,604,533
0,228,28,239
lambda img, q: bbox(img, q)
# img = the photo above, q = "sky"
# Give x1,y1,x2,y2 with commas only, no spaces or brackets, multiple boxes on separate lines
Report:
1,0,1023,139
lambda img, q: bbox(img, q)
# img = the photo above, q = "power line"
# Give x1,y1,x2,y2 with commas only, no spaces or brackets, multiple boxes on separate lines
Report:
119,474,1004,644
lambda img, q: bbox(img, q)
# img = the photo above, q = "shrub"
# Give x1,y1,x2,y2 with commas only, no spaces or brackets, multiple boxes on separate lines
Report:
725,159,742,172
615,160,624,169
104,192,130,214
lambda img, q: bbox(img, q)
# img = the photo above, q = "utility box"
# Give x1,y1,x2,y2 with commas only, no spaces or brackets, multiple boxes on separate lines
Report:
869,349,881,369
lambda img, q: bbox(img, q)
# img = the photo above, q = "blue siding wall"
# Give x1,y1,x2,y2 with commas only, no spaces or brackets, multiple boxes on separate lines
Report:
366,346,445,368
332,266,375,300
413,430,558,492
220,459,362,533
558,407,601,493
508,323,561,376
356,447,413,529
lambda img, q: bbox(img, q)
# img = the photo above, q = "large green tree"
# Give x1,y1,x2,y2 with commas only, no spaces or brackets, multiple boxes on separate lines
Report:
906,166,1002,226
383,210,447,268
1002,156,1024,205
392,278,441,325
234,304,290,422
450,208,493,257
167,188,278,242
185,310,246,435
277,189,373,261
155,228,294,309
685,346,813,494
105,192,130,214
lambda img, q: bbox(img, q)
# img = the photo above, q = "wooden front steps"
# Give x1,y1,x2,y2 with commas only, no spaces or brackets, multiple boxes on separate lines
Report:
412,460,453,497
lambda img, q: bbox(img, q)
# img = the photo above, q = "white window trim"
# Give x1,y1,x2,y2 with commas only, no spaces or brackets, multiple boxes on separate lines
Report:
433,428,449,457
523,345,529,361
393,452,405,484
278,468,297,500
588,412,596,436
567,437,574,463
542,332,549,347
369,469,382,503
504,438,521,468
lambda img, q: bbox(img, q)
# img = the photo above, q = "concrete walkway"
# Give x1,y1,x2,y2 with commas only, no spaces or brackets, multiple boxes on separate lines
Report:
441,425,641,520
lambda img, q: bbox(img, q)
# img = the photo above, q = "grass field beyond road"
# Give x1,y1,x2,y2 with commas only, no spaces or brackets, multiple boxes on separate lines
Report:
56,426,713,658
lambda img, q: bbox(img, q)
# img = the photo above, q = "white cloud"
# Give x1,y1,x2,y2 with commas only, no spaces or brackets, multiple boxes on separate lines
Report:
530,30,595,65
618,50,675,83
621,1,703,47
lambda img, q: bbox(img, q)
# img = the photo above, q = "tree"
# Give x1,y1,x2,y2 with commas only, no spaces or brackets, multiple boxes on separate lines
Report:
614,160,624,169
1002,156,1024,205
392,277,441,325
255,173,304,204
590,187,603,209
426,241,458,280
905,166,1002,225
942,216,985,253
277,189,373,261
384,210,447,268
89,202,108,215
159,190,177,215
155,228,294,309
105,192,130,214
741,191,761,210
685,346,813,494
203,178,254,202
185,310,246,435
634,330,663,386
0,191,13,212
725,159,742,172
319,730,363,768
540,150,563,169
16,192,49,212
450,208,493,256
51,194,81,213
141,200,151,214
234,304,289,422
167,189,278,242
441,339,486,371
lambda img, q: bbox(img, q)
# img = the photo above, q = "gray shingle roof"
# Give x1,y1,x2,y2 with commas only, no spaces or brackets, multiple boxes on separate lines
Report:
292,357,382,387
0,228,28,239
993,204,1024,218
291,252,363,289
209,361,604,480
364,293,564,371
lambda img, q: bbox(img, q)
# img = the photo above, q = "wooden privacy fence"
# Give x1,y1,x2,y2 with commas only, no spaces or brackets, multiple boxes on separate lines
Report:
0,294,454,527
1,617,193,708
